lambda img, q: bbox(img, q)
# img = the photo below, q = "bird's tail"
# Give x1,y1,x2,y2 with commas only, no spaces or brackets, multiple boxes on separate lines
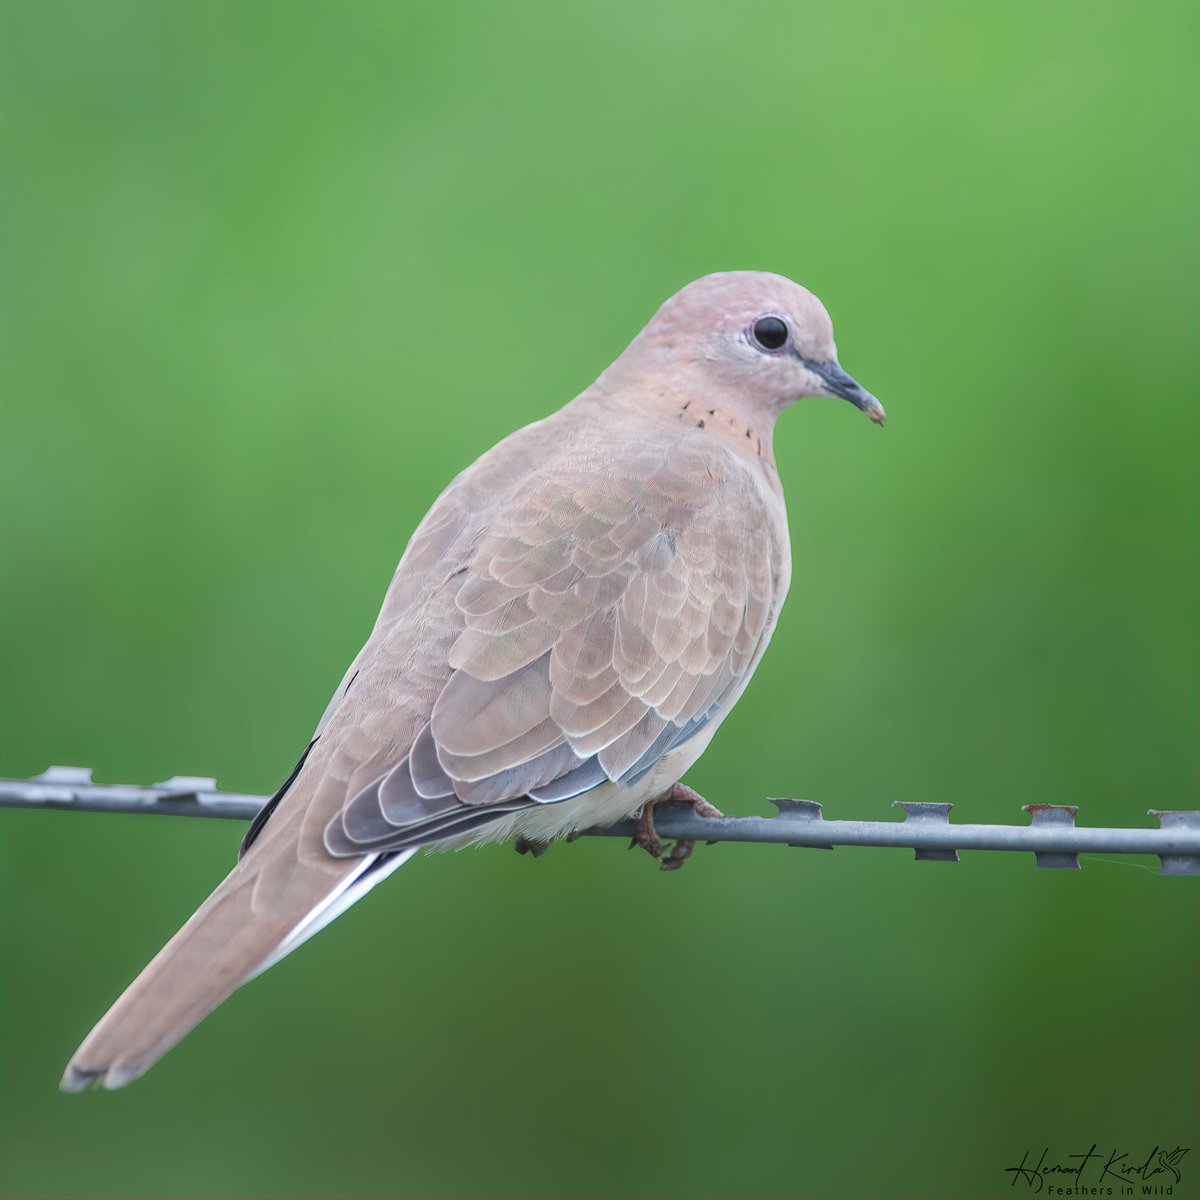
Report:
61,823,413,1091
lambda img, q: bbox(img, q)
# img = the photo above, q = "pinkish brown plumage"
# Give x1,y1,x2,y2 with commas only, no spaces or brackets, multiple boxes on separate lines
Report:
62,271,883,1091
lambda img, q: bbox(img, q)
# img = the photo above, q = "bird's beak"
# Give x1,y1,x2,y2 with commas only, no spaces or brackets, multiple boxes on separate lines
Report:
804,359,886,426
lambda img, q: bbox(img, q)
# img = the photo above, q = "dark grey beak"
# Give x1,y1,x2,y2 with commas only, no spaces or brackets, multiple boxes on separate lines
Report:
803,359,886,426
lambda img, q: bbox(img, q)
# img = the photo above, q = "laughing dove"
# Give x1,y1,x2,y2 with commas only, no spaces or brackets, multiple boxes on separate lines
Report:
62,270,884,1090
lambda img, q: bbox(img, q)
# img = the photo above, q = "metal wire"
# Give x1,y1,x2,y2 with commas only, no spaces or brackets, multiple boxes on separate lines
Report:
2,766,1197,876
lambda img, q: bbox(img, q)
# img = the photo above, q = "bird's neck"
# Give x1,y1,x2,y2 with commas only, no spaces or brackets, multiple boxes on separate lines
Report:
589,353,784,473
671,392,779,468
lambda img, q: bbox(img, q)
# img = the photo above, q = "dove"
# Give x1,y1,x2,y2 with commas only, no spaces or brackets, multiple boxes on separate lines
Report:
61,270,884,1091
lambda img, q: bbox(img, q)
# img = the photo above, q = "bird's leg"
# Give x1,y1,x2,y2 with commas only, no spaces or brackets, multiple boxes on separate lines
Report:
631,805,663,861
631,782,724,872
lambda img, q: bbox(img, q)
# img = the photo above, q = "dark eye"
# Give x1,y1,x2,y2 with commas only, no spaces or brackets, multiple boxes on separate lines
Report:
751,316,788,351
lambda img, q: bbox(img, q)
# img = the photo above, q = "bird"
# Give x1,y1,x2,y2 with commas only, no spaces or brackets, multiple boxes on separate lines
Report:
61,270,884,1091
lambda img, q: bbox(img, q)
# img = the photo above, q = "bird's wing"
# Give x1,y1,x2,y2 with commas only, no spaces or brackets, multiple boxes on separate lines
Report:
319,427,786,853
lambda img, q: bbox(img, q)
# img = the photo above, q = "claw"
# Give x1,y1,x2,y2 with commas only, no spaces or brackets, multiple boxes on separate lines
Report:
660,839,696,871
632,804,664,860
633,782,723,871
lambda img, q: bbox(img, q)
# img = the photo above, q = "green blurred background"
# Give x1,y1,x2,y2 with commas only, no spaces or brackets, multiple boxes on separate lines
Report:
1,1,1196,1197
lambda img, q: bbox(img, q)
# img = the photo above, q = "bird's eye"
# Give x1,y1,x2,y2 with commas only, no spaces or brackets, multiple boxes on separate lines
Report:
751,316,788,351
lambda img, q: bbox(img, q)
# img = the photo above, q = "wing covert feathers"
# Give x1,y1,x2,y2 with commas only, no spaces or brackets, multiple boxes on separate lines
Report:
322,428,785,852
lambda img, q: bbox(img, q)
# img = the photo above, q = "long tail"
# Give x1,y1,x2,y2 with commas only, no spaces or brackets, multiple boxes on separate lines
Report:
61,815,414,1091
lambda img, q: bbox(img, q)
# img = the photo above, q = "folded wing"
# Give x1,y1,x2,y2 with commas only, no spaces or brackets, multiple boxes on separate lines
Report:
323,437,781,853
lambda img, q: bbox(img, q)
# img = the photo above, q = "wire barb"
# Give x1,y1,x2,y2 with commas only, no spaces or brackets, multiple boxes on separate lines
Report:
1,767,1198,876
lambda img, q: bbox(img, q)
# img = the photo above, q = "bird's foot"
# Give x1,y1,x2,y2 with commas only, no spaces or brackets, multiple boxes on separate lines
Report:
631,783,724,872
515,830,583,857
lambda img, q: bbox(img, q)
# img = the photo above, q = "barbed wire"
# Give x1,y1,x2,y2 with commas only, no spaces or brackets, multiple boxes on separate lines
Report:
2,766,1197,876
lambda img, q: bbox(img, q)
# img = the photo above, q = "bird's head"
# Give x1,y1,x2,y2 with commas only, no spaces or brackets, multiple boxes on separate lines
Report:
605,270,885,428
